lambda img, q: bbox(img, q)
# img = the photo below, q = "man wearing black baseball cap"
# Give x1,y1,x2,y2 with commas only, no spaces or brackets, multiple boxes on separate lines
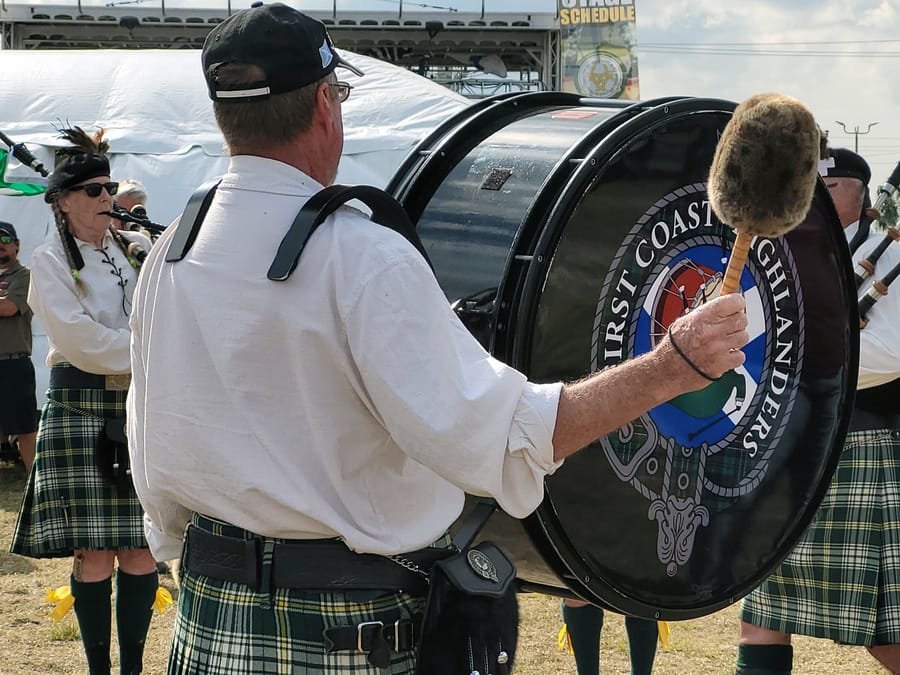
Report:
0,221,37,473
826,147,872,231
202,1,363,102
129,3,747,674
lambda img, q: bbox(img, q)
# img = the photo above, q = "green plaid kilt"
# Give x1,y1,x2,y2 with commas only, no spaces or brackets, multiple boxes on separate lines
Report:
169,514,436,675
741,428,900,646
9,387,148,558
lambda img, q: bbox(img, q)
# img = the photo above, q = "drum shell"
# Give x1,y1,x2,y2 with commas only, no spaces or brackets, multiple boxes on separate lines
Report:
388,93,857,620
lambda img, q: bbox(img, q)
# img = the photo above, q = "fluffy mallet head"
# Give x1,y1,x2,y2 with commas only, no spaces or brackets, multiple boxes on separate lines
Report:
708,93,821,238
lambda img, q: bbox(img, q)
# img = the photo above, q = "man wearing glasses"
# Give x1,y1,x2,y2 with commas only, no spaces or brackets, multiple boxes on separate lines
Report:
0,222,37,472
127,3,747,673
738,149,900,674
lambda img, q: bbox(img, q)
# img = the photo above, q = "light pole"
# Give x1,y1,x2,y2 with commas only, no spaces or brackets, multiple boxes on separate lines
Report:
834,121,879,153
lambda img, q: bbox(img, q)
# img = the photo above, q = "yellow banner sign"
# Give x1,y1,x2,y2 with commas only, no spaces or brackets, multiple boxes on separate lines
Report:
559,0,640,99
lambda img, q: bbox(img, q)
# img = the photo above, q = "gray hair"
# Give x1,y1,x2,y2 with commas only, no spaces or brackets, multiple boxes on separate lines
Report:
117,178,148,204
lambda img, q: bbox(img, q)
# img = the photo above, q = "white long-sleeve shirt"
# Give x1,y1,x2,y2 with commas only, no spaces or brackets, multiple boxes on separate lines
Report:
128,156,563,562
29,228,150,374
844,221,900,389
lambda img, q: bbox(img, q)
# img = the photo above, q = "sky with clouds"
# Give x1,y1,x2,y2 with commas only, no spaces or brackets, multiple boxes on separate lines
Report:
321,0,899,193
360,0,899,193
633,0,899,195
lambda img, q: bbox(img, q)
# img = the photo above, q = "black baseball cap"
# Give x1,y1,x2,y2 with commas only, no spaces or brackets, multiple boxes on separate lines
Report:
202,2,363,101
0,222,18,240
828,147,871,185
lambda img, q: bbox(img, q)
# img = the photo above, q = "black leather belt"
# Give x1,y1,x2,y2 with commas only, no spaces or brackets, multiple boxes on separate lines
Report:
0,352,29,361
182,524,448,668
49,365,131,391
182,524,448,595
849,408,900,433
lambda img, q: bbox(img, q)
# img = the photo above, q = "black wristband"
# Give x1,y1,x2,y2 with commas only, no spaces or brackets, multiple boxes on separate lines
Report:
667,327,717,382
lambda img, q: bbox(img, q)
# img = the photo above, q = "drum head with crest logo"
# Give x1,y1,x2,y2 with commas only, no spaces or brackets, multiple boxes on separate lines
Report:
388,93,857,620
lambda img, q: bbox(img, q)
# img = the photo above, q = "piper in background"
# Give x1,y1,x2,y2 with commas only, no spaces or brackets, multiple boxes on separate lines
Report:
738,148,900,675
9,127,162,675
113,178,147,215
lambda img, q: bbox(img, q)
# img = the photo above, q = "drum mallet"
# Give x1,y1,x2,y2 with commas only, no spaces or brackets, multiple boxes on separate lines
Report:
708,93,822,296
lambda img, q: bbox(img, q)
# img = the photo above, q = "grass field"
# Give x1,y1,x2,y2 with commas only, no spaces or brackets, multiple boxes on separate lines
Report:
0,461,886,674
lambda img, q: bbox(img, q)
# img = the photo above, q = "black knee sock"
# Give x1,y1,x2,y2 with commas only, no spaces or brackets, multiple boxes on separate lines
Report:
70,575,112,675
115,569,159,675
563,602,604,675
625,616,658,675
736,643,793,674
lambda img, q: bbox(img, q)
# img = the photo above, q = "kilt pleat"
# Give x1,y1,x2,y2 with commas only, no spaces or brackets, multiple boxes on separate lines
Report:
168,514,425,674
741,428,900,646
9,387,148,558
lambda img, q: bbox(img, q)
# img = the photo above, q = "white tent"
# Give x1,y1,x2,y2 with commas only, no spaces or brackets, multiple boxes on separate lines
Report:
0,49,470,402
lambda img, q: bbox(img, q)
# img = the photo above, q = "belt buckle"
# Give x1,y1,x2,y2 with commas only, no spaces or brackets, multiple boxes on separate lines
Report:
357,621,384,652
105,373,131,390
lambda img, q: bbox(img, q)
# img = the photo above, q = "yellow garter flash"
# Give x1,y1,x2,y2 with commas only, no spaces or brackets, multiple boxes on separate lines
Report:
557,623,574,654
152,586,173,615
44,585,75,622
657,620,671,649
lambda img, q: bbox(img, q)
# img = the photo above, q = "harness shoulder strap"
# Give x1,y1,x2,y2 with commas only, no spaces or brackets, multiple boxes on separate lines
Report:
268,184,432,281
164,179,222,263
452,497,499,550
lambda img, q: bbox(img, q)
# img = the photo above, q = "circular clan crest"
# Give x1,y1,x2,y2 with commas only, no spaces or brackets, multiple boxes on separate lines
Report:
590,183,804,577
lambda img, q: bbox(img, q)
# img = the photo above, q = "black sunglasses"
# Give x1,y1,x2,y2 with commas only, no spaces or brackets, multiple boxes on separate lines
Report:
68,181,119,198
0,235,15,244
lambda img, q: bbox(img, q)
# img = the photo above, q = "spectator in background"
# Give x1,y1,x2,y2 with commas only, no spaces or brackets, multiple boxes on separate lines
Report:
0,221,38,472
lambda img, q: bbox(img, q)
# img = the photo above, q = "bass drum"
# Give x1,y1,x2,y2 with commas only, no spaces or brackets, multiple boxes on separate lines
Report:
387,93,857,620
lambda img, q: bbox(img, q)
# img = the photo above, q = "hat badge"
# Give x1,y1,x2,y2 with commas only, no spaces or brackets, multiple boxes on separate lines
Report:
319,39,333,69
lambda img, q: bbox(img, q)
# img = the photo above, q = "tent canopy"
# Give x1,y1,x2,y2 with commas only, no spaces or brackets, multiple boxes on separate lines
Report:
0,48,469,401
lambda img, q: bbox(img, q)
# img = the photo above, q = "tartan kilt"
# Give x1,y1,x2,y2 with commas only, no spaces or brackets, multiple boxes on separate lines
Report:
740,428,900,646
169,514,427,675
9,387,148,558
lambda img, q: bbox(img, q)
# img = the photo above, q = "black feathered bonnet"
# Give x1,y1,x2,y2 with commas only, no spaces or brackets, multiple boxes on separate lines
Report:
44,127,111,204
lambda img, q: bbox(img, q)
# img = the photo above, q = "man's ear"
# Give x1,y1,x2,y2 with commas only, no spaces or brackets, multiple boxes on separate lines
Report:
316,81,334,114
315,82,342,137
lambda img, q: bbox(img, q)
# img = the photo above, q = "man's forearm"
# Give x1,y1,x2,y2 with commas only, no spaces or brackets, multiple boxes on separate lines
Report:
552,344,686,461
